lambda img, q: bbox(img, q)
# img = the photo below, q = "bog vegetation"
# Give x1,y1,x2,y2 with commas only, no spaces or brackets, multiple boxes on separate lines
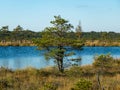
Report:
0,25,120,46
0,54,120,90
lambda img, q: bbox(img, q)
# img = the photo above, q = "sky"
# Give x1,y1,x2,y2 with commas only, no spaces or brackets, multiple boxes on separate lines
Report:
0,0,120,32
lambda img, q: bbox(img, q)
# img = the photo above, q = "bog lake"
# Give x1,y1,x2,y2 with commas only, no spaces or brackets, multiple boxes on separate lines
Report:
0,46,120,70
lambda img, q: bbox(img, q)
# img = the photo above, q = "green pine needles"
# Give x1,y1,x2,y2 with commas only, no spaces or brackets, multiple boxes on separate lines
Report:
34,15,84,72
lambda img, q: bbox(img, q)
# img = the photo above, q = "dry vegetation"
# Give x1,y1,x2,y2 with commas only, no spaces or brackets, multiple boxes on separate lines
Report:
0,40,120,46
85,40,120,46
0,40,34,46
0,62,120,90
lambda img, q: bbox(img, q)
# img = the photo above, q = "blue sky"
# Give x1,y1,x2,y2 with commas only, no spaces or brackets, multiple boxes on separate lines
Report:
0,0,120,32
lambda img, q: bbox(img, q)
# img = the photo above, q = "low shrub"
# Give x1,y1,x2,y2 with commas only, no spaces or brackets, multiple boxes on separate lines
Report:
71,78,92,90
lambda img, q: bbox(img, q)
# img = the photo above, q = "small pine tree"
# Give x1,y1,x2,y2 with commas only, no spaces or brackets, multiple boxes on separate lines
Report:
34,15,84,72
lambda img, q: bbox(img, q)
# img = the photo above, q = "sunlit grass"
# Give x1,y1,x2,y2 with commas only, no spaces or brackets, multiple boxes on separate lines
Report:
0,64,120,90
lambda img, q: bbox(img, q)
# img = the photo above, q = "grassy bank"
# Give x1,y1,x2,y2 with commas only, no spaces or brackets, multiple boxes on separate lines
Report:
0,40,120,46
0,40,34,46
0,64,120,90
85,40,120,46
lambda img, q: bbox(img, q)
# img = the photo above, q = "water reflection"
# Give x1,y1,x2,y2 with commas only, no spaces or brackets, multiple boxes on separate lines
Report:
0,57,53,70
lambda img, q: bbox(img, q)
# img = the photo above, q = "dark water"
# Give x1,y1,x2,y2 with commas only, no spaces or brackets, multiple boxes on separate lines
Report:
0,46,120,69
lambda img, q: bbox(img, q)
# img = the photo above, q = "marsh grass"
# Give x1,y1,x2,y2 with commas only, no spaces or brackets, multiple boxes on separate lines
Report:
0,64,120,90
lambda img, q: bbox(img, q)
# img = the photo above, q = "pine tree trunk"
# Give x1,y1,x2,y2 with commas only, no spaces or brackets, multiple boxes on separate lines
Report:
57,46,64,73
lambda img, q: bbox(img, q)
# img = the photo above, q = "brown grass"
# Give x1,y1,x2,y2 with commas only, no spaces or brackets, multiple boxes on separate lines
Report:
0,65,120,90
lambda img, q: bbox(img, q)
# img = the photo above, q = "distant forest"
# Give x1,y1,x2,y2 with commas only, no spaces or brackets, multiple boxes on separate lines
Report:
0,25,120,46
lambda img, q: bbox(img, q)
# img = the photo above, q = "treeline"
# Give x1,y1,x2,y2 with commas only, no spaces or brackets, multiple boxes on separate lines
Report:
0,25,120,46
0,25,41,41
82,31,120,46
0,25,41,46
82,31,120,41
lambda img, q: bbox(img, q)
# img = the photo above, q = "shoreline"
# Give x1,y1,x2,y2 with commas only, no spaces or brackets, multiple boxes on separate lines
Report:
0,40,120,47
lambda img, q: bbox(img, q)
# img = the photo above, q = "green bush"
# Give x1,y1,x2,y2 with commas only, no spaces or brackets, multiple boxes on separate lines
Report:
43,82,58,90
71,79,92,90
65,66,82,77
